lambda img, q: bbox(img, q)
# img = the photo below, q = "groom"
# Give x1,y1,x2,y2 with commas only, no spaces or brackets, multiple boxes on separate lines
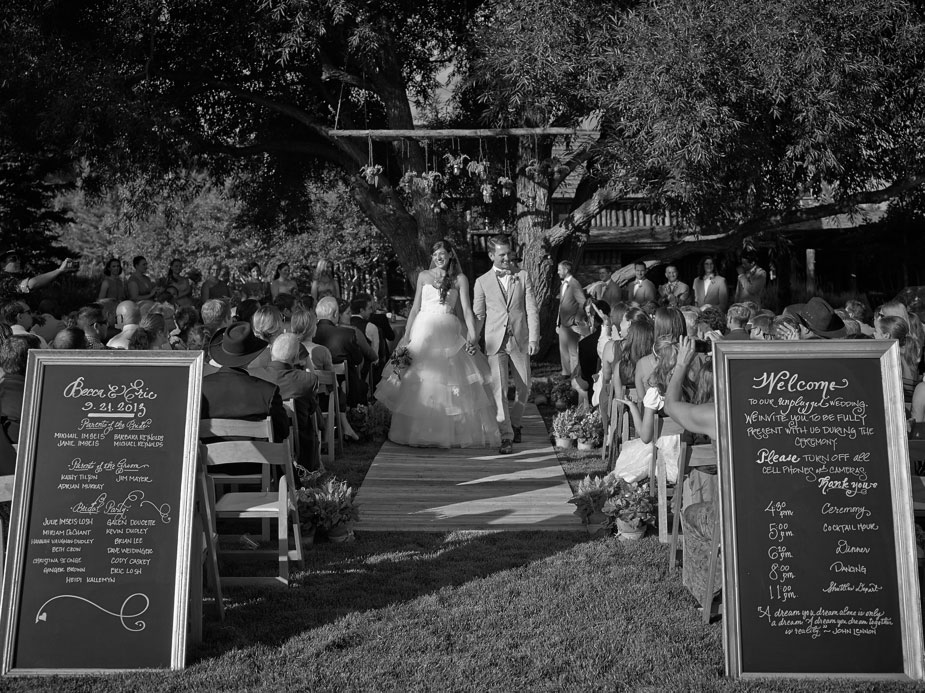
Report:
473,235,540,455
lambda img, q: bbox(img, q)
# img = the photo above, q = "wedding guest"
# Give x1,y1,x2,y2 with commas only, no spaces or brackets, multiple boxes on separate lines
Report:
625,261,657,305
200,263,232,302
557,260,586,379
127,256,157,302
658,265,691,307
169,305,200,349
201,322,290,443
692,255,728,311
31,299,66,344
98,258,126,301
247,304,284,370
248,332,320,472
0,334,39,443
635,307,685,395
1,301,48,348
165,258,194,307
722,304,752,341
139,312,170,349
242,262,269,301
51,327,88,350
844,299,874,336
234,298,260,325
270,262,299,299
291,307,333,373
575,299,609,404
311,259,340,303
201,298,232,335
734,250,767,307
368,296,395,388
127,329,151,350
107,300,143,349
77,305,108,349
0,252,77,303
585,266,619,301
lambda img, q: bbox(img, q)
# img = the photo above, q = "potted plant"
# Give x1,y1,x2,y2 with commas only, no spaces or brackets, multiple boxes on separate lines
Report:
567,474,617,535
576,409,603,451
359,163,383,186
551,378,575,410
602,479,656,541
552,406,581,448
530,379,552,407
444,152,469,175
295,477,360,543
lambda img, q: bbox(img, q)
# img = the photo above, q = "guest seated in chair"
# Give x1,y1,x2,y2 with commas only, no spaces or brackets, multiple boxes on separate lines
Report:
201,322,290,448
664,335,719,608
0,334,40,444
249,333,320,473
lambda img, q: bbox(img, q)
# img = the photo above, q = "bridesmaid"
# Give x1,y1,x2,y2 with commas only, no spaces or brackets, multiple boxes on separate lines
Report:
270,262,299,299
310,259,340,303
98,258,126,301
692,256,728,312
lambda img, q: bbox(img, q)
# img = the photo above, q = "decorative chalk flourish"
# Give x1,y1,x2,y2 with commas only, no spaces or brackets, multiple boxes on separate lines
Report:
35,593,150,632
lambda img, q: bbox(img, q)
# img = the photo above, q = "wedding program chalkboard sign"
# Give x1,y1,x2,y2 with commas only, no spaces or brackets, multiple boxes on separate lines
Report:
713,340,923,681
0,351,203,675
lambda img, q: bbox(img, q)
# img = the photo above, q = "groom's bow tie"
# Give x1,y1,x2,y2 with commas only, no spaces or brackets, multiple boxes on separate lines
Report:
495,269,511,277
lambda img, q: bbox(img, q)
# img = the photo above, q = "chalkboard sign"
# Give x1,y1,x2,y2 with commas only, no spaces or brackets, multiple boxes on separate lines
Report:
713,340,924,681
0,350,203,675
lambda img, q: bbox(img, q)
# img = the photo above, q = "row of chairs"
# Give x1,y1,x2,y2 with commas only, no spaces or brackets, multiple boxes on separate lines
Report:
599,381,718,620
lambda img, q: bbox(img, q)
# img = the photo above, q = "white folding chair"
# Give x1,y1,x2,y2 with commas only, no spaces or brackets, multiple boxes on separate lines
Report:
200,439,303,587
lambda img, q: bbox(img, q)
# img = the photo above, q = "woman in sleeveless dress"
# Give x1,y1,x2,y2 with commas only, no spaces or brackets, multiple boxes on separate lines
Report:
375,240,500,449
311,259,340,304
98,257,126,301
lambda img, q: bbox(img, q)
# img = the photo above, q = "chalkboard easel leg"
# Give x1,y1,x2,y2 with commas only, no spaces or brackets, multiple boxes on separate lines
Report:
702,509,721,625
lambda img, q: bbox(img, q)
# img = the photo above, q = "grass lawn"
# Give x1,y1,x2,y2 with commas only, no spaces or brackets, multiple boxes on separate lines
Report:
6,363,924,691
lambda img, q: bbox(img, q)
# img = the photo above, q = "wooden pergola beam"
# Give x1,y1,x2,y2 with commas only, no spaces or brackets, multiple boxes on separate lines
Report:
329,128,598,139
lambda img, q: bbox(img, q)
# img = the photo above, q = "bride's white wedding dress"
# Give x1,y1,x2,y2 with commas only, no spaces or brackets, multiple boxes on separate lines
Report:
375,284,500,448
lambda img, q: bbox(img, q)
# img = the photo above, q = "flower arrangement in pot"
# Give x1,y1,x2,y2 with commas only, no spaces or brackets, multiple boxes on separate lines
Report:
551,378,575,410
295,476,360,543
568,474,617,533
551,406,582,448
530,378,553,406
602,479,656,540
576,408,603,451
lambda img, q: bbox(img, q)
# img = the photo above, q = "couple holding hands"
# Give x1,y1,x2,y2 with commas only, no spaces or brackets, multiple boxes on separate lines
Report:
375,236,539,455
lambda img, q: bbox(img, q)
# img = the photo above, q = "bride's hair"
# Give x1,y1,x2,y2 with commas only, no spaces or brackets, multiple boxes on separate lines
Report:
431,239,459,304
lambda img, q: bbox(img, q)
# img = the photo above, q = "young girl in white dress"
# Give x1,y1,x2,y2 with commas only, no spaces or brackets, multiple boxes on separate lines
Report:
375,240,500,448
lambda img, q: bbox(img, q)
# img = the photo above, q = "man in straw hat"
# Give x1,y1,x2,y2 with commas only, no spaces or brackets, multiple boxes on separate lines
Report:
200,321,290,442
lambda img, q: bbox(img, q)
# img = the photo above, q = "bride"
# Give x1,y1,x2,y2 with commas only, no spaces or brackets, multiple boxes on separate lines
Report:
375,239,500,448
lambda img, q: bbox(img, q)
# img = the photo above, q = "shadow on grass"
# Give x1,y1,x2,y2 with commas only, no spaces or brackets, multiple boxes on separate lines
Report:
192,529,588,662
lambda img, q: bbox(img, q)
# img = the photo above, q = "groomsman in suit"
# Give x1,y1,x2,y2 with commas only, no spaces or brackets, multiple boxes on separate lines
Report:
626,261,657,305
658,265,691,307
556,260,586,379
734,250,768,307
473,235,540,454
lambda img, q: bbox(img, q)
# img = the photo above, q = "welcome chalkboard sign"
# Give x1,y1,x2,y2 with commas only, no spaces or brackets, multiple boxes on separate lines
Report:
0,351,203,675
713,340,923,681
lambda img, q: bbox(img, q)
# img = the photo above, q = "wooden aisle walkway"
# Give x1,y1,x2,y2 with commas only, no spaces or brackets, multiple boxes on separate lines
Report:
355,404,582,532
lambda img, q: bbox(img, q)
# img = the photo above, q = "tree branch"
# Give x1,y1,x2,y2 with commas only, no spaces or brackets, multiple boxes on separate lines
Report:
206,139,356,170
199,79,365,163
545,185,623,246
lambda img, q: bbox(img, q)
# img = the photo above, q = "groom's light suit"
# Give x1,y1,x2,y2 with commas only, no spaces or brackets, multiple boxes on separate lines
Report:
473,267,540,440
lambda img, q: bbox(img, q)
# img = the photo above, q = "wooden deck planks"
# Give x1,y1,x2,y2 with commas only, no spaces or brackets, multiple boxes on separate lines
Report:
355,404,582,532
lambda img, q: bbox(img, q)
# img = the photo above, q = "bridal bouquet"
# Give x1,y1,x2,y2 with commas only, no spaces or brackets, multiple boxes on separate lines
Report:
388,346,413,382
